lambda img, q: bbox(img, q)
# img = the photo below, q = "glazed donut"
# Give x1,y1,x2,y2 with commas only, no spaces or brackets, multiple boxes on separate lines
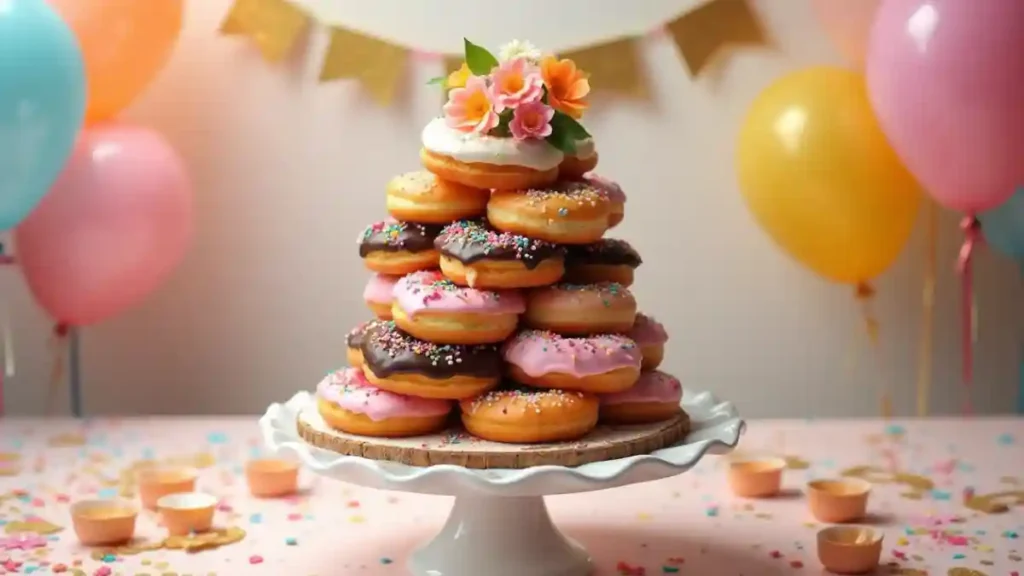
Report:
420,118,561,190
599,370,683,425
503,329,642,394
386,170,490,224
524,282,637,335
564,239,642,286
628,313,669,371
345,319,385,367
358,220,442,275
488,181,612,245
391,270,524,345
558,138,598,179
363,274,399,319
316,367,452,437
361,320,502,400
583,174,626,228
435,220,566,289
460,388,599,443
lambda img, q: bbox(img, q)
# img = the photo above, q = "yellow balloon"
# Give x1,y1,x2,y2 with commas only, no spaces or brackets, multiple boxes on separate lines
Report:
736,67,920,284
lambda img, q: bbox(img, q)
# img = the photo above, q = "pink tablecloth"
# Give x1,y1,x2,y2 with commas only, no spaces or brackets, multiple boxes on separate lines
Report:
0,417,1021,575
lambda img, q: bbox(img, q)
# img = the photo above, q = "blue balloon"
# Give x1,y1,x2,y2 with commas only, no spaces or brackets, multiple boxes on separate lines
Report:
0,0,85,231
979,187,1024,260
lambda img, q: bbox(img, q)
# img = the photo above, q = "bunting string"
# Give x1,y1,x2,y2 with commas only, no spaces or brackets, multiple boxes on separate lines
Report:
219,0,768,104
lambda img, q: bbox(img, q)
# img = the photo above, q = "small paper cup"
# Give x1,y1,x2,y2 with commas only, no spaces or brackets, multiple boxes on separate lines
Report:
727,457,786,498
156,492,217,536
807,478,871,523
817,526,883,574
246,459,299,498
136,466,198,510
70,499,139,546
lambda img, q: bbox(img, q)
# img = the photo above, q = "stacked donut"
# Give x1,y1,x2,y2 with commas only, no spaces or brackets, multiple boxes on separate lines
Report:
316,117,683,443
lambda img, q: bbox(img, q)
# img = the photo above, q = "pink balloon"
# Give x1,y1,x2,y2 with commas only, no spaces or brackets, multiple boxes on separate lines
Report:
16,125,193,326
810,0,881,68
866,0,1024,213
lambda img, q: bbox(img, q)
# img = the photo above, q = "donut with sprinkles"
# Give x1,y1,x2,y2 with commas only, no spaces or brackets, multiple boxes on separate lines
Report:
503,329,642,394
460,386,599,444
357,220,442,275
523,281,638,336
434,219,567,289
360,320,502,399
564,238,642,286
487,180,612,244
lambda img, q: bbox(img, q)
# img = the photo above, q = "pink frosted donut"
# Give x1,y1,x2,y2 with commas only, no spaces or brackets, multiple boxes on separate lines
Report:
316,367,452,437
599,370,683,424
628,312,669,370
391,270,525,345
363,274,400,319
583,173,626,228
503,329,642,394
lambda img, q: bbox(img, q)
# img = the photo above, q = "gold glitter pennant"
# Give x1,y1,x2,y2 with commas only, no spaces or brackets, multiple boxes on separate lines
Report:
841,465,934,499
4,519,64,535
320,26,407,105
220,0,309,62
964,490,1024,514
665,0,767,76
562,37,647,96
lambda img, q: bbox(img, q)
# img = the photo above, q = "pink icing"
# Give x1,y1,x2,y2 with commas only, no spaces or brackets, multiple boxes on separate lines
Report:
583,173,626,204
363,274,399,304
503,329,642,377
393,270,525,316
628,313,668,346
316,367,451,421
600,370,682,406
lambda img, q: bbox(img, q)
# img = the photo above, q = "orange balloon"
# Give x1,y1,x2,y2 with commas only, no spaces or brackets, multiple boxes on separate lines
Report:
49,0,183,123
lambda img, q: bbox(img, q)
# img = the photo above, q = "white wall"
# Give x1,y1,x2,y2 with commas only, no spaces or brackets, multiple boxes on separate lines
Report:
2,0,1020,417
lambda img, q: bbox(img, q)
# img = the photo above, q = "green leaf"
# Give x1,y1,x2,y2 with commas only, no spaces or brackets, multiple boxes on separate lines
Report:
547,112,587,153
559,112,591,139
426,76,447,86
490,110,513,137
464,39,498,75
545,128,577,155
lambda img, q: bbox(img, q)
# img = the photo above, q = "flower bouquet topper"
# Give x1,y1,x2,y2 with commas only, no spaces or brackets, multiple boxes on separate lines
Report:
430,39,592,155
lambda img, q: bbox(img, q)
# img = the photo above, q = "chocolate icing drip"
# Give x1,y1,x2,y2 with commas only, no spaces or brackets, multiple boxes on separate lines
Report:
434,219,564,270
346,319,385,349
566,239,642,268
358,221,442,257
361,320,502,379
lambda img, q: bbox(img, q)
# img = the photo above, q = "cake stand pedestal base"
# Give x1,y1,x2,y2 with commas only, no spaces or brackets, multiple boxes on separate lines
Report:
408,496,591,576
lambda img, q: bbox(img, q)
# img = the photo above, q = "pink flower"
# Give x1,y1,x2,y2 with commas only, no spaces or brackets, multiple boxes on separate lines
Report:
509,100,554,141
489,58,543,109
443,75,501,135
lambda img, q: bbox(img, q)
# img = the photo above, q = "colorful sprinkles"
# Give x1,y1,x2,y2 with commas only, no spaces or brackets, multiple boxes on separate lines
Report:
466,388,588,414
358,220,436,249
509,329,638,353
401,270,505,303
368,320,497,365
521,181,610,213
436,220,561,261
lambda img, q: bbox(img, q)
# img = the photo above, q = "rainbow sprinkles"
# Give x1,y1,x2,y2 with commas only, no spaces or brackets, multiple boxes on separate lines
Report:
429,39,593,155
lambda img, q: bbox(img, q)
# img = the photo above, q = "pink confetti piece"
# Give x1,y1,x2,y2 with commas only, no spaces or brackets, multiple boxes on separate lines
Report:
0,534,48,551
249,555,263,564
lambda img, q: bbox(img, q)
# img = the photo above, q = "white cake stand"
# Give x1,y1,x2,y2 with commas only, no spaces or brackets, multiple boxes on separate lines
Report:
259,390,744,576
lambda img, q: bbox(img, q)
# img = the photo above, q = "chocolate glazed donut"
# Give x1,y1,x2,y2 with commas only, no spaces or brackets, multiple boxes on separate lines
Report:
564,238,642,286
358,220,444,275
433,220,567,289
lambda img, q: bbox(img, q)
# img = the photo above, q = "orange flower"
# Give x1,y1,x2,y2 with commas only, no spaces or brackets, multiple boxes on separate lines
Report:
540,57,590,119
447,63,471,89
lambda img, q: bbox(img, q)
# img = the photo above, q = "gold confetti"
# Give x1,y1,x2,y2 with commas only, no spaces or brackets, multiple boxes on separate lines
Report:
947,569,987,576
4,519,64,534
965,490,1024,514
0,452,19,462
783,455,810,470
841,465,934,498
47,432,87,447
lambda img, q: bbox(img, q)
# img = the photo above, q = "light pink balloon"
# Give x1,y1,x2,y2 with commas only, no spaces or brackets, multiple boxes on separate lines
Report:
866,0,1024,213
16,125,193,326
810,0,881,69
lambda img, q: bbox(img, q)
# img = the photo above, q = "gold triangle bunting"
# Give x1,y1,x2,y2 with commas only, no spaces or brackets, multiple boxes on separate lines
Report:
219,0,309,63
321,27,408,106
562,37,647,96
666,0,767,76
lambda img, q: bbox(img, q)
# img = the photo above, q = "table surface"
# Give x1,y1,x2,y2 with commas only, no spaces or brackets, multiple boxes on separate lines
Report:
0,417,1021,576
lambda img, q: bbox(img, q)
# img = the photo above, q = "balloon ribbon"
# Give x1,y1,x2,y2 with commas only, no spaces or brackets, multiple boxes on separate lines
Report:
957,216,981,415
855,283,890,419
44,323,70,416
916,203,938,416
0,251,14,418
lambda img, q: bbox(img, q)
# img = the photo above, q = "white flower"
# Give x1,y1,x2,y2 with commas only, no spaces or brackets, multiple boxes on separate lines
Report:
498,39,542,63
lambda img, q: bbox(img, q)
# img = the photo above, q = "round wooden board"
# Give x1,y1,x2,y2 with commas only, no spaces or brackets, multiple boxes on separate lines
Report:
296,403,691,469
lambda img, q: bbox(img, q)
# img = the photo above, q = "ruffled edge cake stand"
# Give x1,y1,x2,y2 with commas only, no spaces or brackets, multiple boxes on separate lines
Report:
259,390,745,576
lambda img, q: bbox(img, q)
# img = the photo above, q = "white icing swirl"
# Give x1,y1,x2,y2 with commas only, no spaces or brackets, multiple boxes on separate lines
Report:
572,138,596,159
421,117,564,171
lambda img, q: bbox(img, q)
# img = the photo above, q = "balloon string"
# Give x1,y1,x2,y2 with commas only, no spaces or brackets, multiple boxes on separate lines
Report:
0,249,15,418
956,216,982,416
855,283,890,418
916,202,938,417
44,323,69,416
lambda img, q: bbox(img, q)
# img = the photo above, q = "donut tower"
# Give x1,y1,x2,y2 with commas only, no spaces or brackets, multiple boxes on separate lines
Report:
316,39,682,444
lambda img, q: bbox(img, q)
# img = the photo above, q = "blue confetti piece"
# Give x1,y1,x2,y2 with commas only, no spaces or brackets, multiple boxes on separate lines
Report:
930,490,952,501
998,433,1015,446
98,488,119,499
952,553,965,559
705,506,719,517
207,432,229,444
102,554,116,563
250,513,263,524
285,537,298,546
956,462,975,472
885,424,906,436
380,558,393,565
24,566,39,574
0,520,7,526
141,447,155,459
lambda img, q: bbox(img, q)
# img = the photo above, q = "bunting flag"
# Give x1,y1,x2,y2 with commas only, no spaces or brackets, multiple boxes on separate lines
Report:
219,0,768,105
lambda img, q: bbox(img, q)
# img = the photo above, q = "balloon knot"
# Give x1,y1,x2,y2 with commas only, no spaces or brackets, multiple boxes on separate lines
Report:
855,282,875,300
54,323,69,338
957,216,983,274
